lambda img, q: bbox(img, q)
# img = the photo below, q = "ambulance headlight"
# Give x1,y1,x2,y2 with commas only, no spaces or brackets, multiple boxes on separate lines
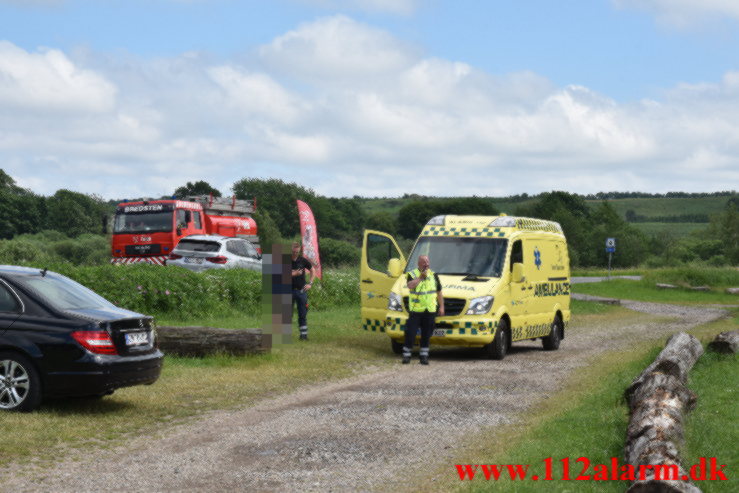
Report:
388,292,403,312
466,296,493,315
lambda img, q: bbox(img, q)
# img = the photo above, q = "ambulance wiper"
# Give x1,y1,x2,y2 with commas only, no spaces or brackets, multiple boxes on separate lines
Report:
462,274,488,282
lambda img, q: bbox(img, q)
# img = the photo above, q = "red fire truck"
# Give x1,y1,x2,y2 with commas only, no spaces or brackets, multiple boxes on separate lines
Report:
111,195,259,265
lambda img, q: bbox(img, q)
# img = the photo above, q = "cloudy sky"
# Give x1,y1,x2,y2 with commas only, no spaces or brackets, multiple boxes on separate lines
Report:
1,0,738,200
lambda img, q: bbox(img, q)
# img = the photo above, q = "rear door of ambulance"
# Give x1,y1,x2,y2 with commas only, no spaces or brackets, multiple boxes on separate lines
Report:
360,230,406,332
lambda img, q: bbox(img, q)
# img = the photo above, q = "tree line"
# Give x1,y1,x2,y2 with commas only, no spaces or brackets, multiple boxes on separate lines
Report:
1,168,737,268
0,170,110,239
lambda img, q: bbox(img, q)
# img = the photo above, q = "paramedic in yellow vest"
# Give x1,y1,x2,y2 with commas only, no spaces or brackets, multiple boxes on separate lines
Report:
403,255,444,365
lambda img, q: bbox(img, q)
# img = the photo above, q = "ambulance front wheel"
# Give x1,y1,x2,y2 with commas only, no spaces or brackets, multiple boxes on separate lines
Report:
542,315,563,351
484,319,508,360
391,338,403,355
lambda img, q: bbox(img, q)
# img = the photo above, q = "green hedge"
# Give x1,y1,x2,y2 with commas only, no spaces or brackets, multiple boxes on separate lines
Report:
28,263,360,320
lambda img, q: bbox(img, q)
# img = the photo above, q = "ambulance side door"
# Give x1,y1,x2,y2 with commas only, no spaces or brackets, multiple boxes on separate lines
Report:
524,238,549,338
361,230,406,331
508,239,532,340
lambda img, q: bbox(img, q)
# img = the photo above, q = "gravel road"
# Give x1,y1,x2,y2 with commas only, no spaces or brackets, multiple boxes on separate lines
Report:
4,301,729,492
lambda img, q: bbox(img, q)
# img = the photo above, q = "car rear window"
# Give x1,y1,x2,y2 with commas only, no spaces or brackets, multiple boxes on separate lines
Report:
176,240,221,252
15,274,116,311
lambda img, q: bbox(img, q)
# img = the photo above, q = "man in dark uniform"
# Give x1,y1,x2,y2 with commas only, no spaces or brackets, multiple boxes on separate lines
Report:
403,255,444,365
291,241,315,340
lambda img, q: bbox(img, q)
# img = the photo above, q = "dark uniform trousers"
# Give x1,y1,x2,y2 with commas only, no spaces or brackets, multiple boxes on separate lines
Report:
403,310,435,357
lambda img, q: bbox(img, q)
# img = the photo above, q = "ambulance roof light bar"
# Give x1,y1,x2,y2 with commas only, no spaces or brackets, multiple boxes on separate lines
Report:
426,215,446,226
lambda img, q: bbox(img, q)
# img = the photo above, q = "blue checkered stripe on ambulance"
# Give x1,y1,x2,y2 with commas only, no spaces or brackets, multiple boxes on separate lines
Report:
423,226,507,238
384,317,498,336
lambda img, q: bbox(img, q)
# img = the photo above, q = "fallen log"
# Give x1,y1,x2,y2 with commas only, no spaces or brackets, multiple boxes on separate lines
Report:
156,325,268,357
624,332,703,493
625,332,703,406
707,330,739,354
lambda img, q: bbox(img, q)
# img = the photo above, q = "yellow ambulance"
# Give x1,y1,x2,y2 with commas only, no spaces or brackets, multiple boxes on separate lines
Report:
360,215,570,359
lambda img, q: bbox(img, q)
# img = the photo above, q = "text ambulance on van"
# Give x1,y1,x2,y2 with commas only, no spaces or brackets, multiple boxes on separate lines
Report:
360,215,571,360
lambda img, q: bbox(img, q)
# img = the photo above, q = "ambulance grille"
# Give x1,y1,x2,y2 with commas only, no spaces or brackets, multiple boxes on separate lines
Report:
402,297,466,316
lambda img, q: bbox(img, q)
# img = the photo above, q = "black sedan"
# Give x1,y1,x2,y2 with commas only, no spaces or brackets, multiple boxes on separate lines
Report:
0,265,163,411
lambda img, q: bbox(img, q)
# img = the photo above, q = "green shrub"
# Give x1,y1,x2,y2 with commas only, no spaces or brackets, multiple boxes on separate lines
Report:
309,268,359,310
0,230,110,265
52,235,110,265
318,237,360,267
643,266,739,288
0,239,51,264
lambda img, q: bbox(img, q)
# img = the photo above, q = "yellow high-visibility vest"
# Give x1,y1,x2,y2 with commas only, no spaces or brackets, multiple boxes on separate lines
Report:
408,268,438,312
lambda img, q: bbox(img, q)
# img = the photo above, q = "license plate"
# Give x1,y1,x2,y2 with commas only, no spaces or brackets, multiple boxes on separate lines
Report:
433,329,446,337
184,257,203,264
125,332,149,346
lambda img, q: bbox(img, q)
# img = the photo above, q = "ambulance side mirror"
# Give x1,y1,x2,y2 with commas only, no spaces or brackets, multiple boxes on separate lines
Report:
387,258,403,278
512,263,525,283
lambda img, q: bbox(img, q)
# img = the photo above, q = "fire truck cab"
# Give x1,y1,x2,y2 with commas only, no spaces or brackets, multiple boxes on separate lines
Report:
111,196,258,265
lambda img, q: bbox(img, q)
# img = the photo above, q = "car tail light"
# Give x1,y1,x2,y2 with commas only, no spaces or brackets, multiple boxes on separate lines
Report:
206,256,228,264
168,253,182,260
71,331,118,355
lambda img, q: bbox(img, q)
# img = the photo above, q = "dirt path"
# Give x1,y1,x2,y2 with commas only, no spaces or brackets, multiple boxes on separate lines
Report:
4,302,729,492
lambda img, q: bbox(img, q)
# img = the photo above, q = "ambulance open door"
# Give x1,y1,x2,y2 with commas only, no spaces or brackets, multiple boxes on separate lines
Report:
360,230,405,331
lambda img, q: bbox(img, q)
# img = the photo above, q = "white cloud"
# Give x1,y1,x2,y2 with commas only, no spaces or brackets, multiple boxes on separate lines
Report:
258,15,418,82
2,15,739,200
613,0,739,27
0,41,117,112
208,66,305,125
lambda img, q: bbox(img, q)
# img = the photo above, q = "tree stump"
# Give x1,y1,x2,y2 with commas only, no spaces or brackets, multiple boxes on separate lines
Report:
624,332,703,493
156,326,268,357
707,330,739,354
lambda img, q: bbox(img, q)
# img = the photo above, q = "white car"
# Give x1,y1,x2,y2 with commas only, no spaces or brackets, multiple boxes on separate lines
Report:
167,235,261,272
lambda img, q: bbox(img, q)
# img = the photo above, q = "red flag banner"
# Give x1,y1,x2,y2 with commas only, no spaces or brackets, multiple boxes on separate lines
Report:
297,200,322,280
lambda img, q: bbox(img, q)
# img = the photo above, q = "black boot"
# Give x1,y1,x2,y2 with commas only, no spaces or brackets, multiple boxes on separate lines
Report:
402,355,411,364
419,355,429,365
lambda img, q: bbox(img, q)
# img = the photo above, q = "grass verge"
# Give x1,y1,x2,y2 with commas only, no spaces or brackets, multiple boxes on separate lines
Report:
0,306,396,467
420,309,738,492
684,350,738,490
573,279,739,305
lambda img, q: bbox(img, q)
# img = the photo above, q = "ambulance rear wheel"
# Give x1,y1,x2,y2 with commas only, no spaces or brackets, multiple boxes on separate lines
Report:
391,338,403,355
542,315,562,351
484,320,508,360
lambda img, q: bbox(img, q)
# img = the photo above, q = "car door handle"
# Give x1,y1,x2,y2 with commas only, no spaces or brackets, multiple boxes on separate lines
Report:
362,279,373,284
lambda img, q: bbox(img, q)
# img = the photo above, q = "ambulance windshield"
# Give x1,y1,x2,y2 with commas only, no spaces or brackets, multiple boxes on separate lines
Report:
406,237,508,278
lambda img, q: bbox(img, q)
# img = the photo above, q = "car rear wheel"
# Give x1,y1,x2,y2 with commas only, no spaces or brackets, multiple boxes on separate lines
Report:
542,315,562,351
0,352,42,412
